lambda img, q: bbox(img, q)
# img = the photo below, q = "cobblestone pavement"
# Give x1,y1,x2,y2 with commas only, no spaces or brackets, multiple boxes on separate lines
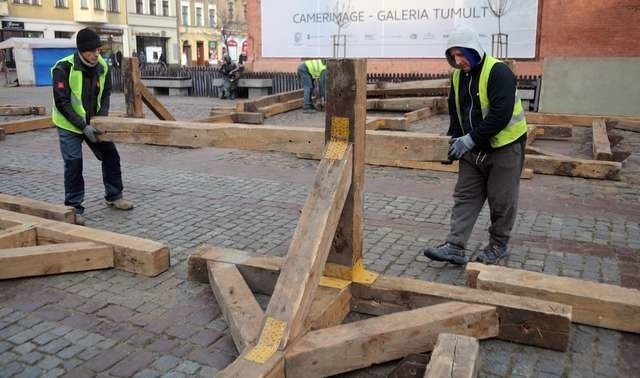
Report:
1,87,639,377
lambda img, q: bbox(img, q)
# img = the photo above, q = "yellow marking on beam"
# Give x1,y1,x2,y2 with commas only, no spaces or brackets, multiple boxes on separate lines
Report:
323,259,379,284
319,276,351,289
244,317,286,363
325,116,350,159
352,259,379,284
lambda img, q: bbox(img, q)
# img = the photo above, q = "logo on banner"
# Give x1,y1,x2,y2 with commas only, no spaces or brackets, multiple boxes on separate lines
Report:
294,32,303,44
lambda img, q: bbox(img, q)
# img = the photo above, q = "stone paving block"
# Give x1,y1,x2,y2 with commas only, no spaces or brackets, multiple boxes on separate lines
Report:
151,355,181,372
19,351,43,365
40,338,72,355
133,369,161,378
15,365,42,378
109,350,155,377
32,332,59,346
0,340,12,353
61,366,95,378
42,368,65,378
57,344,86,359
37,355,63,370
175,360,201,374
62,357,82,371
8,329,38,345
13,342,36,355
84,348,132,372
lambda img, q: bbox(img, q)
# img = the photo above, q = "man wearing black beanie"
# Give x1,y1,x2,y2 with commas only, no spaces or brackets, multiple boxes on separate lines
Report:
51,27,134,225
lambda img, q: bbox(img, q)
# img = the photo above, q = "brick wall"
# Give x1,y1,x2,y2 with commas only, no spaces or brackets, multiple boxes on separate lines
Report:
246,0,640,76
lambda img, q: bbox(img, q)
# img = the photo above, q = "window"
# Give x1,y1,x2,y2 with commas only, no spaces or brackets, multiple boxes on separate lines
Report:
54,0,66,7
208,7,216,27
181,5,189,26
55,31,74,39
80,0,87,8
195,6,203,26
94,0,102,10
162,0,168,16
149,0,156,15
107,0,118,12
136,0,143,13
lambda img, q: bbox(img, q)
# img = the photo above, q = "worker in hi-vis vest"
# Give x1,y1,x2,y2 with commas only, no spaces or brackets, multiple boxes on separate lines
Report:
51,28,134,226
423,25,527,266
297,59,327,113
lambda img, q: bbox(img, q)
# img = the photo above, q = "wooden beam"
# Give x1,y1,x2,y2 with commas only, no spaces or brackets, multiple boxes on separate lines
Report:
367,79,450,98
0,224,36,248
533,124,573,140
92,117,451,162
525,154,621,180
525,112,640,127
0,242,113,279
424,333,480,378
208,261,264,352
526,125,536,146
351,275,572,351
365,117,408,131
0,116,52,134
465,262,640,333
139,84,176,121
405,106,437,123
362,159,534,179
210,106,237,114
122,57,144,118
233,112,265,124
258,98,303,117
193,114,236,123
592,119,613,161
325,58,366,272
366,97,443,112
240,89,304,112
0,105,46,116
0,209,168,276
217,350,285,378
285,302,498,377
0,193,76,223
305,285,351,331
606,118,640,133
524,146,566,158
264,145,353,348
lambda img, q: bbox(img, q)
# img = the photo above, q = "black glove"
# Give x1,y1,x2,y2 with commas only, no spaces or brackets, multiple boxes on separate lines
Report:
83,124,102,143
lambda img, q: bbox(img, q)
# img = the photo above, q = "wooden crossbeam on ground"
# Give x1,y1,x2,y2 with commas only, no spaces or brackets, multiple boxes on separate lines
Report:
0,116,52,134
533,124,573,140
351,275,572,351
0,104,46,116
606,118,640,133
0,241,113,279
367,158,535,179
238,89,304,113
525,145,567,158
258,98,303,117
466,262,640,333
424,333,480,378
139,84,176,121
285,302,498,377
592,119,613,161
199,112,265,124
366,97,444,112
0,209,169,276
525,154,621,180
0,224,36,249
122,57,144,118
0,193,76,223
365,117,408,131
366,79,450,97
525,112,640,127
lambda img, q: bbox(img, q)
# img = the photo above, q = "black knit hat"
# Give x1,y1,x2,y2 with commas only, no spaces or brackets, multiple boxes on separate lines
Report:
76,28,102,52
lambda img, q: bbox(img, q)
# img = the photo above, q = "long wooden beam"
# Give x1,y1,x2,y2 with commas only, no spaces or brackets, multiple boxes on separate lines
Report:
239,89,304,112
533,124,573,140
0,116,52,134
424,333,480,378
0,224,36,249
526,112,640,127
0,105,46,116
351,275,572,351
92,117,450,162
366,97,443,112
0,242,113,279
367,158,534,179
122,57,144,118
365,117,408,131
0,193,76,223
592,119,612,161
259,98,303,117
525,154,620,180
139,84,176,121
285,302,498,377
0,209,169,276
466,262,640,333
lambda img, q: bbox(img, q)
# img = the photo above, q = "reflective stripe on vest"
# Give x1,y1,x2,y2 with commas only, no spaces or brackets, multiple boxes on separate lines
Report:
51,54,108,134
452,55,527,148
304,59,326,79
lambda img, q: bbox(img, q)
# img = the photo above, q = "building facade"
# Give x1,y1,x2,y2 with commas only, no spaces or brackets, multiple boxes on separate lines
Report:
127,0,178,64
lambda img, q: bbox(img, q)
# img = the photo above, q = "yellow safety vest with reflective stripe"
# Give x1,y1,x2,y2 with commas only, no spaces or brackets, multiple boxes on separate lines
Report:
304,59,326,80
452,55,527,148
51,54,108,134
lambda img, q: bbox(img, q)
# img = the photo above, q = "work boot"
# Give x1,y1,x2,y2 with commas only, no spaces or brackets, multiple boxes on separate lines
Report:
475,244,508,265
423,242,467,265
106,198,134,210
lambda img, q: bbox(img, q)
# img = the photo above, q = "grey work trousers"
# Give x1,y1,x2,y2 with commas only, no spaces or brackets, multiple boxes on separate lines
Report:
446,141,525,249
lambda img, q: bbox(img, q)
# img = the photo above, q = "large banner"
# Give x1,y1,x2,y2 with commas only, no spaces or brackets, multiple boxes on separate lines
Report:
261,0,538,58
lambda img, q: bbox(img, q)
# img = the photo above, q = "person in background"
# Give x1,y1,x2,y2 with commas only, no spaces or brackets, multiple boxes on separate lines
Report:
138,50,146,70
219,55,239,100
422,25,527,266
159,51,167,70
51,28,134,225
297,59,326,113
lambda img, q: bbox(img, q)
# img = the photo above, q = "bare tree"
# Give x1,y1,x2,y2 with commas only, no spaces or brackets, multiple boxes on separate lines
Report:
329,0,352,58
487,0,513,58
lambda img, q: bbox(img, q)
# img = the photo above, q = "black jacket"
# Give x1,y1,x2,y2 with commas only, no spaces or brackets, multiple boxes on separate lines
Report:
52,53,111,130
447,56,524,151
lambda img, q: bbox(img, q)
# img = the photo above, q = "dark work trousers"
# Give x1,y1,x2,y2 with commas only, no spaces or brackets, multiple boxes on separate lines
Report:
297,64,314,110
57,127,123,215
446,141,525,249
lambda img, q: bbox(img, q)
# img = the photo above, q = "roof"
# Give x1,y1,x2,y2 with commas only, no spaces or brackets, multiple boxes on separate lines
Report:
0,37,76,50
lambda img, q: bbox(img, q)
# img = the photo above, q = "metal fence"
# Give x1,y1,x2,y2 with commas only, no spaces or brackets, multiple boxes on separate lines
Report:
110,64,541,110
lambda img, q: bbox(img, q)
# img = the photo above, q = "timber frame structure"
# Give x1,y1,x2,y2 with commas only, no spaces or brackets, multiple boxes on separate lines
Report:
186,60,573,377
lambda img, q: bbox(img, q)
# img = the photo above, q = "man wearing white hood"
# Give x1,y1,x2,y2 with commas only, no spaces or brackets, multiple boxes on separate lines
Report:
423,25,527,265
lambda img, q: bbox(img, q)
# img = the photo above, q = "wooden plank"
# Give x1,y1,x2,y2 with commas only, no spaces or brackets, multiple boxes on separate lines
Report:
217,350,285,378
351,275,572,351
533,124,573,140
122,57,144,118
208,261,264,352
264,145,353,348
367,79,450,98
465,262,640,333
424,333,480,378
405,106,436,123
285,302,498,377
0,209,168,276
525,154,620,180
258,98,303,117
210,106,237,114
0,224,36,248
526,125,536,146
592,119,613,161
607,118,640,133
138,84,176,121
232,112,265,124
326,59,366,271
526,112,640,127
525,146,567,158
193,114,236,123
366,97,442,112
93,117,451,162
0,116,52,134
0,105,46,116
305,285,351,331
363,158,534,179
0,193,76,223
242,89,304,112
0,241,114,279
365,117,408,131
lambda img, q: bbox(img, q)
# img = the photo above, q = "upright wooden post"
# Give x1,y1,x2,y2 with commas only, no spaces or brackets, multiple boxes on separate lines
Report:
122,57,144,118
324,59,368,278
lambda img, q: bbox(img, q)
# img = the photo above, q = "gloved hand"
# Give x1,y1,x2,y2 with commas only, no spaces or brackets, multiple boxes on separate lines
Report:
448,134,475,160
83,124,103,143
